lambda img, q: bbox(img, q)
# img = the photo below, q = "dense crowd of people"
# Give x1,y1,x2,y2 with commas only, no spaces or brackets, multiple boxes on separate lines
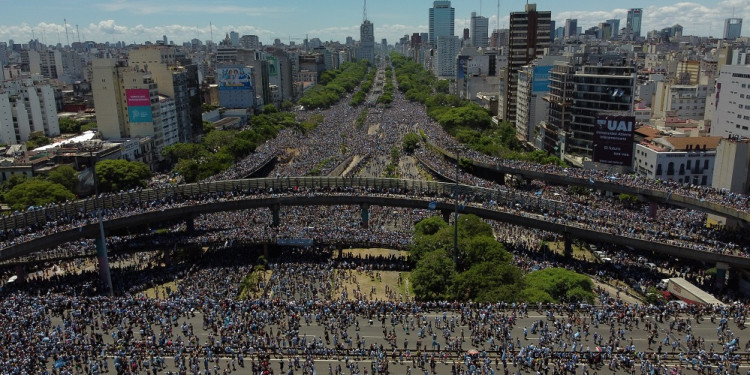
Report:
0,244,749,375
1,62,750,375
1,68,748,264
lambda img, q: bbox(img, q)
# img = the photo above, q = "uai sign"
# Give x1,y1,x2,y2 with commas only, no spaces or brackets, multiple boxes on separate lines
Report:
593,115,635,166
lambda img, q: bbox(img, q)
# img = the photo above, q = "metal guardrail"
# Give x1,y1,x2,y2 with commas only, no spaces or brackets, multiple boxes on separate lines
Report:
4,176,750,269
429,143,750,224
0,176,513,233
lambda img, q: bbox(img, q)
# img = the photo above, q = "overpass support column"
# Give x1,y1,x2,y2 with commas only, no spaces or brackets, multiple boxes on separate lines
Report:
564,236,573,259
360,204,370,229
715,262,729,290
270,204,280,227
497,173,506,185
648,202,658,220
441,209,451,223
185,214,195,233
96,232,113,296
14,265,25,284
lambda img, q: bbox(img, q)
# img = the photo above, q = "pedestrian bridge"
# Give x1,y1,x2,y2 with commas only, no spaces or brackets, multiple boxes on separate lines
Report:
1,177,749,270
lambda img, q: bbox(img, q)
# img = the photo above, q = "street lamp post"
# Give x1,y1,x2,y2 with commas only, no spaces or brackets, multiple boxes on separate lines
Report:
88,150,113,296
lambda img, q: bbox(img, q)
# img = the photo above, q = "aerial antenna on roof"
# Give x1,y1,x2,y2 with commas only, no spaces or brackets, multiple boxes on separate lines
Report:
497,0,501,31
64,18,70,47
363,0,368,22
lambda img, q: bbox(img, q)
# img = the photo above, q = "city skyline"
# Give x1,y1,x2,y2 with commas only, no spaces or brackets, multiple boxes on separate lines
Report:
0,0,747,47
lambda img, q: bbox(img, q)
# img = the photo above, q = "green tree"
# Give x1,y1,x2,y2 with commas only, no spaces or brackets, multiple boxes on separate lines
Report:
435,80,450,93
452,262,523,302
201,103,219,112
47,165,78,192
162,143,206,163
58,118,82,134
262,104,278,114
95,159,152,192
81,122,98,132
26,131,52,150
414,216,448,237
411,250,455,300
4,178,74,210
618,193,639,206
402,132,421,153
460,236,512,270
202,120,215,135
0,174,29,195
174,159,200,183
521,268,595,304
203,130,236,152
456,214,494,238
645,286,665,305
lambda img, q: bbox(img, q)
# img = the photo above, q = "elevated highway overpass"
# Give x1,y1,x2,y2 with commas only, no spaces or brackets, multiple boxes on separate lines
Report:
428,144,750,225
2,177,749,271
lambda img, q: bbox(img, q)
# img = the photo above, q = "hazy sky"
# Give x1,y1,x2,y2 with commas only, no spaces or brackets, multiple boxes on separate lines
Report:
0,0,747,46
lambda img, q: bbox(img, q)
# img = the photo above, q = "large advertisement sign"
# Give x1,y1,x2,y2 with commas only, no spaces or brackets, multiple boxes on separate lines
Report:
218,67,253,91
125,89,152,123
593,115,635,166
532,66,552,93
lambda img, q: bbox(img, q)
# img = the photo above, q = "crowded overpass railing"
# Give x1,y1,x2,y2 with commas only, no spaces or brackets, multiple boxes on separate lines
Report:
429,143,750,224
0,177,509,232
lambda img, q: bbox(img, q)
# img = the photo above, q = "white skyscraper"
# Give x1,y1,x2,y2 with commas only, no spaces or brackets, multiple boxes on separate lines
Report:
712,64,750,139
0,79,60,145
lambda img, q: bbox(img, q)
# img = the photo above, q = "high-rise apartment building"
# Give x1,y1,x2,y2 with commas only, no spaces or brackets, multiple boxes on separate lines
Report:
470,12,489,47
543,59,635,159
60,49,85,83
712,64,750,139
606,19,620,38
0,78,60,145
357,19,375,64
240,35,261,50
515,55,567,147
500,3,551,124
229,31,240,47
651,83,708,121
724,18,743,40
435,36,460,78
128,46,202,142
564,19,578,39
20,50,41,76
490,29,508,48
92,58,179,160
0,43,8,66
429,1,455,47
626,8,643,39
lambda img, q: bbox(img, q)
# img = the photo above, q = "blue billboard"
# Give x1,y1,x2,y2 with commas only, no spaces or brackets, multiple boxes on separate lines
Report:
532,66,552,93
218,67,253,91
